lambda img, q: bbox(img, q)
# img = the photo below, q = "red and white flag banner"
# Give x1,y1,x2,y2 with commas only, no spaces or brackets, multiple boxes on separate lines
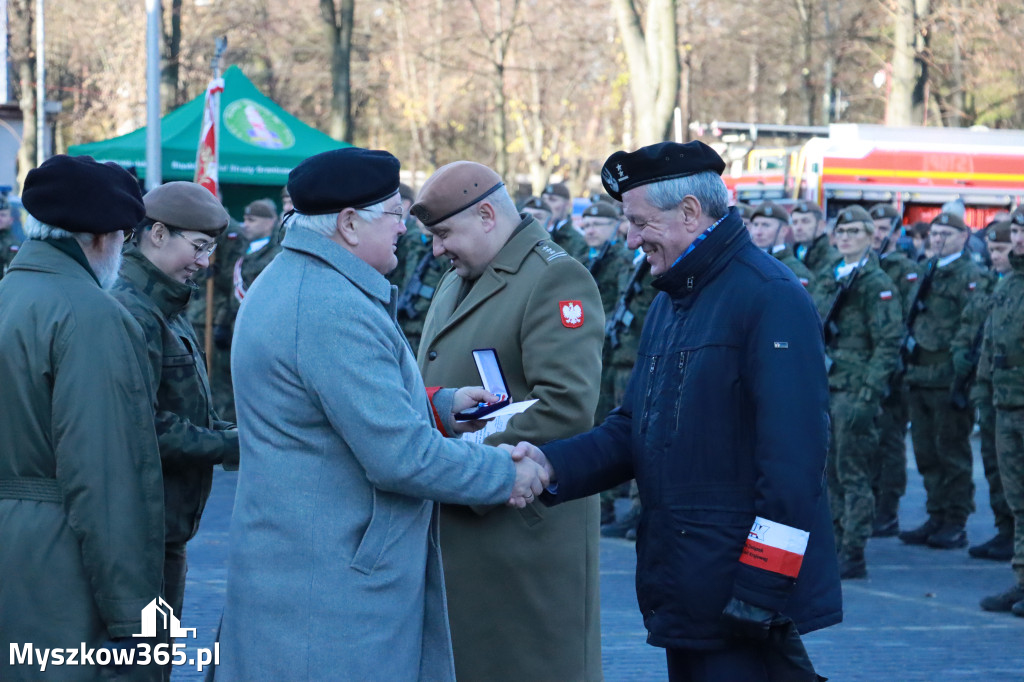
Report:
194,77,225,196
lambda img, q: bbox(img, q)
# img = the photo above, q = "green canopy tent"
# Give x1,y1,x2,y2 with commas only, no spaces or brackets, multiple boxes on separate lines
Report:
68,65,349,217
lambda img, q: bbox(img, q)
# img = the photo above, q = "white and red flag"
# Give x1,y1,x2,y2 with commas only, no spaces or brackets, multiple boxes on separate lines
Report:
194,77,225,196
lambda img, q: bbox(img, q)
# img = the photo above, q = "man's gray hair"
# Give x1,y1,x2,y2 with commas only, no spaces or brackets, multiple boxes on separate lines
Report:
287,196,392,237
24,214,74,240
644,171,730,220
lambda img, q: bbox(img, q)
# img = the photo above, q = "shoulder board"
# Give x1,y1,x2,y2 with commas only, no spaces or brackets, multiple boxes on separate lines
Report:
534,240,568,263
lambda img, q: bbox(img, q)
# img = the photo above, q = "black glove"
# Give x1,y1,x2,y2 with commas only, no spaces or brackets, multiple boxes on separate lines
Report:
721,596,781,640
213,324,233,351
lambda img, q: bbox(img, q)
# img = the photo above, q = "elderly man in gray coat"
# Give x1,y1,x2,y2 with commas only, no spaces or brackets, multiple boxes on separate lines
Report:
216,148,547,681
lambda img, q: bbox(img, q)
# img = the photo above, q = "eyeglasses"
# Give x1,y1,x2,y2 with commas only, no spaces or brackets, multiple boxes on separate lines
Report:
834,227,865,237
122,227,136,244
382,209,405,224
170,230,217,258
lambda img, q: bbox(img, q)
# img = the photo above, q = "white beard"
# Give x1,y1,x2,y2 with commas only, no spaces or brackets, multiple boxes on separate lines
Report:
92,239,124,290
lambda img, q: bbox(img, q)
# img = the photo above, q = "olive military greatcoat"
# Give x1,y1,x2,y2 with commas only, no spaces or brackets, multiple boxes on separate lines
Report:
418,216,605,682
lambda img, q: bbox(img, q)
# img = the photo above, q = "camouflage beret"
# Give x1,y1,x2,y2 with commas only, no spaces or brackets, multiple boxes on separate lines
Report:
582,201,619,220
869,203,899,220
986,220,1011,243
410,161,505,227
542,182,571,200
930,211,967,231
600,141,725,202
835,205,876,232
750,200,790,223
144,181,230,236
520,196,552,213
791,201,823,219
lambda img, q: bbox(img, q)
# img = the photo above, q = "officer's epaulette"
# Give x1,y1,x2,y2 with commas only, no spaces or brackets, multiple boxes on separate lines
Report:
534,240,568,263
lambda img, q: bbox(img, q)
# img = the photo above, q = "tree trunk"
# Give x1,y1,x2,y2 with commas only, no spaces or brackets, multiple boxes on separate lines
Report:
9,0,35,189
888,0,916,126
320,0,354,142
160,0,182,111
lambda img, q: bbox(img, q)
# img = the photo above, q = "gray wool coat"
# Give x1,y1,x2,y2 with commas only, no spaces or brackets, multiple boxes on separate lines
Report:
216,228,518,681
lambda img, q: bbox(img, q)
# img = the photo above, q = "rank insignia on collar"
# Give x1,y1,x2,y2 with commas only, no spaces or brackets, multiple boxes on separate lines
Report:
559,300,584,328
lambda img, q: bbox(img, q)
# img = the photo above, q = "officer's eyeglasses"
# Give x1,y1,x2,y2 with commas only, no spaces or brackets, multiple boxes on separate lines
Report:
170,230,218,258
122,227,136,244
381,208,405,224
833,227,865,237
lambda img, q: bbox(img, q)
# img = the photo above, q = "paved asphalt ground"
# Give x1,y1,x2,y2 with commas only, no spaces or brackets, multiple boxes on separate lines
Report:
175,432,1024,681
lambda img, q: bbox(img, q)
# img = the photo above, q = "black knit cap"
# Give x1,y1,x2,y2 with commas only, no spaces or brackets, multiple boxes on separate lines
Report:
23,155,145,234
288,148,401,215
600,141,725,202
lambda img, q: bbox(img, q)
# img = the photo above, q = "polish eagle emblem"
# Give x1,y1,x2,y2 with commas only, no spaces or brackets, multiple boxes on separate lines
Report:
560,300,583,328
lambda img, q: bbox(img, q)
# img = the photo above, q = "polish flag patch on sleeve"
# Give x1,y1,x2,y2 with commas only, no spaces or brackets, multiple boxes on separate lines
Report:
906,272,919,281
880,290,893,300
560,300,584,328
738,516,809,578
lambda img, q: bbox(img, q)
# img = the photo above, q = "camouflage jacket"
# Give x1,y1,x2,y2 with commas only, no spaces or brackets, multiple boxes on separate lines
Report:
904,253,993,389
878,249,920,311
113,248,239,546
188,223,248,343
796,234,838,279
811,252,903,400
392,223,451,353
773,245,814,290
549,217,588,263
586,240,633,315
608,253,658,369
975,252,1024,408
0,228,21,280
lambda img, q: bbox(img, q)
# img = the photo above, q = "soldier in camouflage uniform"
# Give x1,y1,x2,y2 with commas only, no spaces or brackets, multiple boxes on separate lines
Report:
977,213,1024,616
899,212,995,549
869,203,920,536
0,196,22,280
391,216,450,355
810,205,903,579
211,199,282,420
748,200,814,289
111,182,240,644
791,200,838,277
969,220,1016,561
542,182,588,262
736,201,754,231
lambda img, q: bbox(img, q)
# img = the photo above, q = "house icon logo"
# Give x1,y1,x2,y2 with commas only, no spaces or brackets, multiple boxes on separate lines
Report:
134,598,197,639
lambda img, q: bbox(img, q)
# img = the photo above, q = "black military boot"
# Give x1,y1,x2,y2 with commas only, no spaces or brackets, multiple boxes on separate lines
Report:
838,547,867,580
926,522,968,549
980,584,1024,612
968,531,1014,561
871,515,900,538
898,516,943,546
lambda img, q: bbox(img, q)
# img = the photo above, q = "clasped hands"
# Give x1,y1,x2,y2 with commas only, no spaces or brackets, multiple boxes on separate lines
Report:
450,387,556,508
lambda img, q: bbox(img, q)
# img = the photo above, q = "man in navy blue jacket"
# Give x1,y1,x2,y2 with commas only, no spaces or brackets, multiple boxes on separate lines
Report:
512,141,842,681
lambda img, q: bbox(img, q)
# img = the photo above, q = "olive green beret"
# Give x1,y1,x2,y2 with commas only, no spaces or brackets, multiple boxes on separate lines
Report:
930,211,967,231
986,220,1011,243
791,200,823,219
144,181,229,236
835,205,876,232
751,201,790,223
582,201,619,219
869,203,899,220
542,182,570,200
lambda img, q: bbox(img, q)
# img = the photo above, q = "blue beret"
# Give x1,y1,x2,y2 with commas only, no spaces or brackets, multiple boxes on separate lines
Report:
23,155,145,234
600,141,725,202
288,148,401,214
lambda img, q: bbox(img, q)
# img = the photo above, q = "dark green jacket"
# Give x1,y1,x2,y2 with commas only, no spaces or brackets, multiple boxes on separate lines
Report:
811,253,903,401
587,240,633,315
976,252,1024,408
904,254,993,389
773,245,814,290
797,234,838,278
0,239,164,657
113,248,239,546
0,228,21,279
550,217,588,263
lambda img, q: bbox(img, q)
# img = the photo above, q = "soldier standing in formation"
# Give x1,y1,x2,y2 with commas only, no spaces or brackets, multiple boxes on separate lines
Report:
0,196,21,279
975,212,1024,617
899,212,994,549
392,202,450,355
791,200,838,275
541,181,588,262
969,219,1016,562
811,205,903,579
111,182,241,649
748,200,814,288
869,203,919,537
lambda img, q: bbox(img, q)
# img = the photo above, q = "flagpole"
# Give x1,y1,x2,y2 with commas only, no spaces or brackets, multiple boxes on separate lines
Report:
145,0,161,189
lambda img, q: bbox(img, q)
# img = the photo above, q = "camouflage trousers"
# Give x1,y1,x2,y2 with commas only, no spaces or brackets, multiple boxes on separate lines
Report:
994,408,1024,584
873,385,908,521
907,387,975,524
209,346,236,422
979,404,1014,535
828,390,879,553
599,364,636,517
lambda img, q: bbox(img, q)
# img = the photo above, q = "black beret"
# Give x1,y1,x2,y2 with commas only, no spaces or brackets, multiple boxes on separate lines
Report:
930,211,967,231
751,200,790,223
23,155,144,234
582,201,620,219
791,201,823,219
869,203,899,220
542,182,570,200
835,205,875,230
600,141,725,202
521,196,552,213
288,148,401,215
144,181,230,236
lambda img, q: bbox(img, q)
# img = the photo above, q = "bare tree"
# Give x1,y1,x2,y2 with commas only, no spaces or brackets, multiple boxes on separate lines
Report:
8,0,35,188
320,0,354,141
161,0,183,110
